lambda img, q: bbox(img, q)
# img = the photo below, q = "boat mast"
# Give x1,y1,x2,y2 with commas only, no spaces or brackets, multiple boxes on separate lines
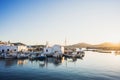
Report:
46,41,49,47
65,37,67,46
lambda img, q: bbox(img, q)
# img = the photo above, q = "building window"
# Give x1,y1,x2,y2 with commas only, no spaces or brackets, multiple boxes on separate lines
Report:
46,49,48,52
7,49,9,51
2,49,4,53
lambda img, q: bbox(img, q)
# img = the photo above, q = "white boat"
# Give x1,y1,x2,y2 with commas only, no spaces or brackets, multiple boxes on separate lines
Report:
28,53,37,60
4,53,16,59
17,53,28,59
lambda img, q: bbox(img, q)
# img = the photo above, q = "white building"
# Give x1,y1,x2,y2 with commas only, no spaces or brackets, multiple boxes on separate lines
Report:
0,42,28,53
12,43,28,52
0,44,17,53
52,45,64,53
44,47,53,54
44,45,64,54
17,45,28,52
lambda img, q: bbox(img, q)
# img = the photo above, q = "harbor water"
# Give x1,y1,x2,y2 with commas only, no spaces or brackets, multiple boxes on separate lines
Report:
0,51,120,80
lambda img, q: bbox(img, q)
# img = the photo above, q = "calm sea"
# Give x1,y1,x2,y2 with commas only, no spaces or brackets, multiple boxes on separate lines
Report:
0,51,120,80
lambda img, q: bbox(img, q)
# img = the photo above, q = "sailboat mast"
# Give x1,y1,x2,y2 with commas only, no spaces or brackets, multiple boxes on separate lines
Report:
65,37,67,46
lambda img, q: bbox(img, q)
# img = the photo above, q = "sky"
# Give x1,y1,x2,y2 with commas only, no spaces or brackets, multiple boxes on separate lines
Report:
0,0,120,45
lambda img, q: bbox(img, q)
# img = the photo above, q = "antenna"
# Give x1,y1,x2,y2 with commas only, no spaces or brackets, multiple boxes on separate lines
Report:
65,37,67,46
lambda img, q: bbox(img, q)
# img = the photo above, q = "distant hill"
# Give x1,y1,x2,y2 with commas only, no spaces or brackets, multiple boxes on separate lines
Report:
93,42,120,48
29,45,45,48
65,42,92,48
65,42,120,49
12,42,26,46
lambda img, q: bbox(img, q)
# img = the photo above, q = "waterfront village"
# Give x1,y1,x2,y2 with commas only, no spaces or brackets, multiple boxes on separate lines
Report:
0,41,85,60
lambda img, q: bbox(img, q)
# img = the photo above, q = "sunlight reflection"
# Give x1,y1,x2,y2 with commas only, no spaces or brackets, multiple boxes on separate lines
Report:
114,55,120,60
17,60,28,65
61,57,64,63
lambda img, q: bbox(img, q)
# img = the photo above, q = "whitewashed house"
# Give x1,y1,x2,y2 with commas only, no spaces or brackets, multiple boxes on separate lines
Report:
52,45,64,54
43,45,64,56
12,43,28,52
44,47,53,54
0,42,28,53
0,44,17,53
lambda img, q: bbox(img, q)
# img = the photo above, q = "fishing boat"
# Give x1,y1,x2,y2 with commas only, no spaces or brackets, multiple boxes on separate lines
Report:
72,51,85,58
0,53,4,59
63,51,85,58
17,53,28,59
63,52,73,58
38,53,46,60
28,53,38,60
4,53,16,59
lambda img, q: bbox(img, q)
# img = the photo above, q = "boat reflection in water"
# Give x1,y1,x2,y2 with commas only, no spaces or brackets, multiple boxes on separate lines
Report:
29,55,85,68
4,59,17,67
38,58,63,68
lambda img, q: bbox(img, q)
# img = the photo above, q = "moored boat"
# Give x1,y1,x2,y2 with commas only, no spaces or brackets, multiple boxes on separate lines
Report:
38,53,46,60
17,53,28,59
0,53,4,59
28,53,38,60
63,51,85,58
4,53,16,59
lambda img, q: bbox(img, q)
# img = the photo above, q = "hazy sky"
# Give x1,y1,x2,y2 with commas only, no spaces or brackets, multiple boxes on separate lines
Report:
0,0,120,45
